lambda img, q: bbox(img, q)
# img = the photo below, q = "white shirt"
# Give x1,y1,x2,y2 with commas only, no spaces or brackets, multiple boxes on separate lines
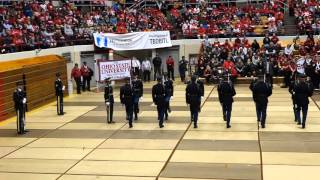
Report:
132,59,141,69
142,60,152,71
316,62,320,71
296,57,306,74
284,45,294,55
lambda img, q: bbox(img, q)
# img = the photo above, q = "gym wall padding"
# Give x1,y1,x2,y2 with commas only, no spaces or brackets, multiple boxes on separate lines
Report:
0,55,67,121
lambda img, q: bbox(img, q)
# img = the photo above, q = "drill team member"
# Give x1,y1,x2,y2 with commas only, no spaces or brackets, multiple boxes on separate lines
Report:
186,75,202,128
289,74,298,122
132,75,143,120
71,63,82,94
120,78,134,128
55,73,65,115
13,81,28,134
218,76,236,128
164,73,174,120
293,74,313,128
104,78,114,124
152,76,166,128
197,77,205,112
250,73,272,128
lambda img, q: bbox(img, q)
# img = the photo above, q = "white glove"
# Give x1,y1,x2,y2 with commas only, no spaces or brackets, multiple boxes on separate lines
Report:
201,96,204,100
23,98,27,104
140,97,143,101
106,102,110,106
171,96,174,100
62,86,65,91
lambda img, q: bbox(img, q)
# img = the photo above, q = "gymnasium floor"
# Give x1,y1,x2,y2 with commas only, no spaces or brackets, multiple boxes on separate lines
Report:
0,82,320,180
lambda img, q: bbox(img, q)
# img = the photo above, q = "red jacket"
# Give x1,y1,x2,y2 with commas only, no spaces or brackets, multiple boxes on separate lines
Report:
80,65,90,77
71,67,81,78
223,60,237,76
166,57,174,69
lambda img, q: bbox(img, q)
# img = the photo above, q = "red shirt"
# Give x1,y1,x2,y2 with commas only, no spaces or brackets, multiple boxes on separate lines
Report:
166,57,174,69
223,60,237,76
271,36,279,44
198,27,206,35
80,65,90,77
71,67,81,78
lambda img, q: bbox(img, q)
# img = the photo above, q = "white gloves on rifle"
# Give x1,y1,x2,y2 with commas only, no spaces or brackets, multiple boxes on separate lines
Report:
201,96,204,100
171,96,174,100
62,86,65,91
22,98,27,104
106,102,110,106
140,97,143,101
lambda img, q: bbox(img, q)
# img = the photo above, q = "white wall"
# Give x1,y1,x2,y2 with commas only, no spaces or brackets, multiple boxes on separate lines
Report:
0,35,307,82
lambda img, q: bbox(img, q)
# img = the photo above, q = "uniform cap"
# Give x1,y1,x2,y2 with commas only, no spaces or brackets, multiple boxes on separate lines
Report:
105,77,111,82
16,81,24,86
191,75,197,82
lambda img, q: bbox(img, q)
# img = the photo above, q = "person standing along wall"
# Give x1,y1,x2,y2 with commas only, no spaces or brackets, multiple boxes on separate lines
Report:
142,58,152,82
166,55,175,80
179,56,188,82
71,63,82,94
153,54,162,81
80,62,93,92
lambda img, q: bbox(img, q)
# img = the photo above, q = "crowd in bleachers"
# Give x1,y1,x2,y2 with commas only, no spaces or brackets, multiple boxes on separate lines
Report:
197,33,320,89
169,1,285,38
293,0,320,35
0,0,172,54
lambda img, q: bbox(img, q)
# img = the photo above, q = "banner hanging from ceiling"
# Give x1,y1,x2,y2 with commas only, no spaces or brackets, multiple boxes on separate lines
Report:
93,31,172,50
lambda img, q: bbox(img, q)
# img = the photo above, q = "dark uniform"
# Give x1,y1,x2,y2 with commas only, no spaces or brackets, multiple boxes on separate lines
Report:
132,77,143,120
164,78,174,120
55,73,64,115
152,77,166,128
218,79,236,128
104,79,114,123
250,76,272,128
289,78,298,122
120,79,134,128
197,79,205,112
13,82,27,134
293,75,313,128
186,76,202,128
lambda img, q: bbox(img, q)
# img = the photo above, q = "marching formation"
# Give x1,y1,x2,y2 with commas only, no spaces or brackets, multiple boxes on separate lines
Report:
13,71,315,134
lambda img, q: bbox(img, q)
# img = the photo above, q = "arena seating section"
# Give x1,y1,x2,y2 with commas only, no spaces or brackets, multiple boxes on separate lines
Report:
0,0,319,54
0,55,67,121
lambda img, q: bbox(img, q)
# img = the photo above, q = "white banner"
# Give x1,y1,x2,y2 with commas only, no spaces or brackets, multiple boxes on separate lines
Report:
93,31,172,50
98,59,140,81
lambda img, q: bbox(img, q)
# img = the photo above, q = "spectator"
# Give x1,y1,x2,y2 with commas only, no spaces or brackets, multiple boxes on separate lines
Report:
71,63,82,94
284,44,294,56
251,39,260,53
166,56,175,80
80,62,93,92
179,56,188,82
142,58,152,82
152,54,162,81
